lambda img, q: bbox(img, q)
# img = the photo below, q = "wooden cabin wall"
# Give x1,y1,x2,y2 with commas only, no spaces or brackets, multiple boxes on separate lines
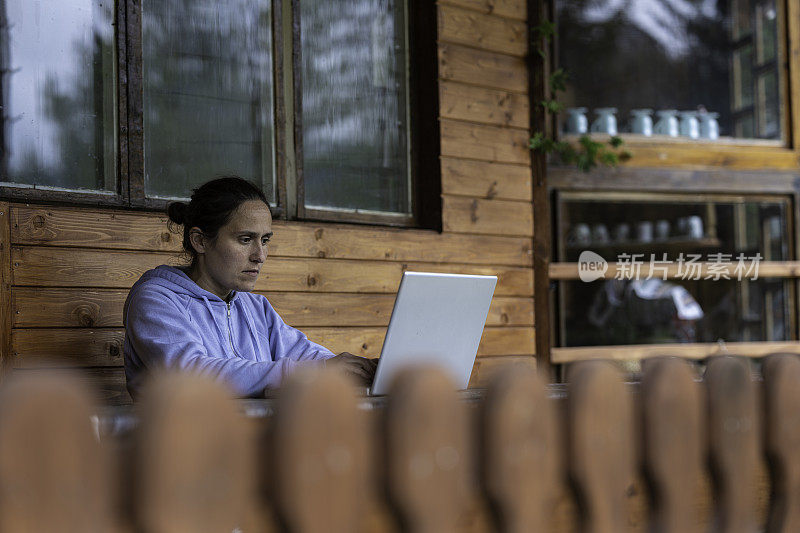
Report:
0,0,534,405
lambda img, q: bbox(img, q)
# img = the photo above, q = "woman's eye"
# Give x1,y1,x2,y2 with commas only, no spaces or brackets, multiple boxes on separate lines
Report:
239,237,251,244
262,239,270,246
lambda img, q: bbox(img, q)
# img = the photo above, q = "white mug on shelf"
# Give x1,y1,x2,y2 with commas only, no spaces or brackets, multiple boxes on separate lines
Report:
679,111,700,139
654,110,679,137
590,108,618,135
699,112,720,140
566,107,588,134
630,109,653,136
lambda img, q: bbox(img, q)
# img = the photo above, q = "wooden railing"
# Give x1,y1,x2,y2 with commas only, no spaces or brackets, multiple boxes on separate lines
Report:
0,355,798,532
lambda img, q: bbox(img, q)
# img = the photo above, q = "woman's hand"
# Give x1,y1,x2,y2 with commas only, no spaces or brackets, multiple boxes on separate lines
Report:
327,352,378,386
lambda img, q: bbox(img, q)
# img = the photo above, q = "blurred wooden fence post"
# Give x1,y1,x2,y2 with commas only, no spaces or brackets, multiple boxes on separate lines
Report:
763,354,800,532
383,368,469,533
568,361,634,533
481,365,558,533
272,369,367,533
133,373,255,533
0,373,115,532
642,357,703,533
706,356,759,533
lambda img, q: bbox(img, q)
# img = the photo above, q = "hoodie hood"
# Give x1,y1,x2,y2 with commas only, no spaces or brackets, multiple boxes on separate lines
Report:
128,264,238,303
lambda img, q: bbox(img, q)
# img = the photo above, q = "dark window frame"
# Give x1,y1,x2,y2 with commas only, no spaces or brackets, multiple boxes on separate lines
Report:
0,0,441,230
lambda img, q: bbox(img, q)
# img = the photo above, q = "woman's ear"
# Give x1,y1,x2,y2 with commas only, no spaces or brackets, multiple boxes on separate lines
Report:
188,227,206,254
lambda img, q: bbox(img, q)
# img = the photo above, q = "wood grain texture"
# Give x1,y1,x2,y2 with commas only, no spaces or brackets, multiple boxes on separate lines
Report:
441,157,531,201
442,196,533,236
135,374,256,532
441,119,531,164
440,81,529,128
481,366,557,533
383,368,470,533
0,374,115,531
762,354,800,532
437,0,526,21
13,288,531,328
552,341,800,363
705,356,759,533
641,357,704,533
11,247,532,296
12,328,124,368
567,361,634,533
13,288,127,328
0,203,10,376
615,139,800,170
12,205,177,250
438,43,527,93
468,355,536,387
438,4,526,56
12,207,534,266
303,326,535,357
273,370,368,532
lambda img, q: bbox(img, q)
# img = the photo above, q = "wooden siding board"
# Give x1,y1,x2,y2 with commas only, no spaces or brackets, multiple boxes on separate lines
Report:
437,0,526,21
438,43,527,93
438,4,527,56
0,203,10,375
13,288,532,328
14,367,132,405
442,196,533,237
11,247,533,296
12,328,124,368
441,157,532,201
439,80,529,128
468,354,536,387
440,119,531,164
12,206,532,266
303,326,535,357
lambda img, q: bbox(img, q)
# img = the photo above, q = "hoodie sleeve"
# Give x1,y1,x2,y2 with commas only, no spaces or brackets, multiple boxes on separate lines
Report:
125,287,315,397
262,297,336,362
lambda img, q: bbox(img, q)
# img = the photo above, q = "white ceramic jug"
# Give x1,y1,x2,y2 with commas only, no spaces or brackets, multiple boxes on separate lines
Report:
590,108,618,135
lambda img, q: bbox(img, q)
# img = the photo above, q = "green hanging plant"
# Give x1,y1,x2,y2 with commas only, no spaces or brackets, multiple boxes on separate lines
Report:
529,22,632,172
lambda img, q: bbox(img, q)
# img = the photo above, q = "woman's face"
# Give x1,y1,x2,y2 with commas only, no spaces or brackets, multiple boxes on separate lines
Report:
190,199,273,300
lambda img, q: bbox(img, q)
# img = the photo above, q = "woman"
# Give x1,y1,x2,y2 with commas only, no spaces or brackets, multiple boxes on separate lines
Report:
123,177,377,399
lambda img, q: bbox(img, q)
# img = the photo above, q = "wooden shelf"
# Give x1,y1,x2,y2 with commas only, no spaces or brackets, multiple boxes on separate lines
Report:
566,236,722,255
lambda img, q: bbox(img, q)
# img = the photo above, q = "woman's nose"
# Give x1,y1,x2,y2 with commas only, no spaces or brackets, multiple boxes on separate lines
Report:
251,244,267,263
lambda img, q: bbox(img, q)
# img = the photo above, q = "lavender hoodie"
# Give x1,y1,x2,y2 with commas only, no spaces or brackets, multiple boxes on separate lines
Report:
123,265,334,399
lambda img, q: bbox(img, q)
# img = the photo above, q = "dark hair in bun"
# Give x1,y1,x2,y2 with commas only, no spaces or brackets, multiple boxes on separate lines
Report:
167,176,270,266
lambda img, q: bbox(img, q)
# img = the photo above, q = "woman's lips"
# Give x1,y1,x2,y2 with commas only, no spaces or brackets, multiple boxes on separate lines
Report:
243,270,260,277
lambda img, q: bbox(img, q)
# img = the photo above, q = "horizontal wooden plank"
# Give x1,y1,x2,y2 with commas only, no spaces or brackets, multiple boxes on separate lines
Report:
441,157,531,201
12,328,124,368
443,196,532,237
13,288,127,328
438,4,527,56
585,136,800,171
441,119,531,164
468,355,537,388
12,247,533,295
13,367,132,405
13,288,533,328
12,205,178,250
551,341,800,363
438,0,526,21
438,42,527,93
440,80,529,128
12,206,533,266
303,326,535,357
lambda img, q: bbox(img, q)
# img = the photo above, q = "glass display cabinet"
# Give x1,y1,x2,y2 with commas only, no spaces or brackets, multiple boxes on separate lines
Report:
554,192,795,348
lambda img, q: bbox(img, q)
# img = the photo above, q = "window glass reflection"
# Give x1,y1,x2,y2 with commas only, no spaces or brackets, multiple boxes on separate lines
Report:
301,0,411,215
3,0,115,190
557,0,783,141
142,0,275,201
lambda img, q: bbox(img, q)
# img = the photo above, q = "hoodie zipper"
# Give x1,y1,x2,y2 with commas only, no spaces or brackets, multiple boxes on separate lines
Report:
226,302,240,357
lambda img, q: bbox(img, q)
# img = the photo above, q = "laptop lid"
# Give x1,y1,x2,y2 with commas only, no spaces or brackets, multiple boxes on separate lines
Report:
370,271,498,395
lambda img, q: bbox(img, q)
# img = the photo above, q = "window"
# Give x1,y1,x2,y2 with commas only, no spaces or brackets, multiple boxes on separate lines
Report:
0,0,438,228
556,0,785,143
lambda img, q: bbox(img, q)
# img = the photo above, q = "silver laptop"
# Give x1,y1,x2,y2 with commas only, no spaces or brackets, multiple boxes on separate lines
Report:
369,271,498,395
